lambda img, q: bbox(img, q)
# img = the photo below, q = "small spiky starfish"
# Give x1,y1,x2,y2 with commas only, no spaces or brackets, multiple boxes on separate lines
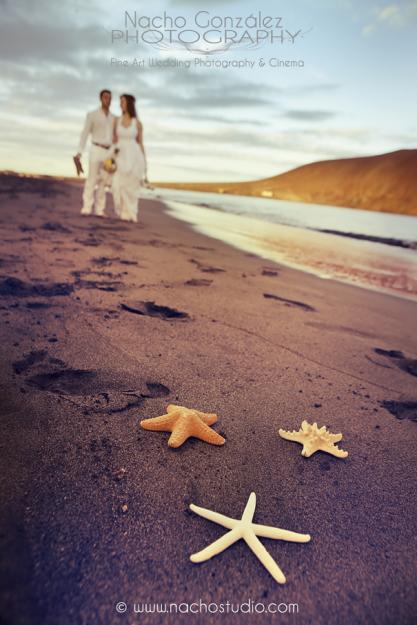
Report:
140,404,225,448
190,492,311,584
279,420,348,458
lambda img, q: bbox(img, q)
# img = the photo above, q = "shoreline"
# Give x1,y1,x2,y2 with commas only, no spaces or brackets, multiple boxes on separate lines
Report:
159,195,417,301
1,175,416,625
315,228,417,250
169,201,417,251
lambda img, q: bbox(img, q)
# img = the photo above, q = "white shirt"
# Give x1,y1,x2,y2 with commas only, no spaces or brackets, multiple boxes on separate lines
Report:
77,107,115,154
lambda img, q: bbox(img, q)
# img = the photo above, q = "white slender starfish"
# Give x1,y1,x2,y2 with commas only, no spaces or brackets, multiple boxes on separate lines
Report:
189,492,311,584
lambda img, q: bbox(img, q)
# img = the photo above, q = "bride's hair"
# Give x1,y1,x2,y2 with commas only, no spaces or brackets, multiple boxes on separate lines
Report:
121,94,137,118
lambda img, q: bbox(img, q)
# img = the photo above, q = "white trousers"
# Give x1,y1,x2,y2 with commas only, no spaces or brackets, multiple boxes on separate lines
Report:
81,145,110,215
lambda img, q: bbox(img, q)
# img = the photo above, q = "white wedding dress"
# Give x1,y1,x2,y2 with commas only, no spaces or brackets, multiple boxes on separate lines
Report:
111,118,146,222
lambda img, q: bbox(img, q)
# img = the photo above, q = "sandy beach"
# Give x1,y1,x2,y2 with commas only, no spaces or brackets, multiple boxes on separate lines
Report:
1,174,416,625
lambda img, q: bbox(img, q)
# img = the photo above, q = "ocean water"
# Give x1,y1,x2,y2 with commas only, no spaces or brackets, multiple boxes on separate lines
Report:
147,187,417,299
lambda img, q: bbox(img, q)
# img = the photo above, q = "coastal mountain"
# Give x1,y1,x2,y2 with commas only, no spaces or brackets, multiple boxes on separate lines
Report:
156,149,417,216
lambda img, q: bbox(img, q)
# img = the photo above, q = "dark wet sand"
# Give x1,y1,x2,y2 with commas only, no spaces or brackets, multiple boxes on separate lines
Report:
0,175,416,625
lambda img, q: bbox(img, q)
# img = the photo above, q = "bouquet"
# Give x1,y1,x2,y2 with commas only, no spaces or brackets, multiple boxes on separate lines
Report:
102,148,119,174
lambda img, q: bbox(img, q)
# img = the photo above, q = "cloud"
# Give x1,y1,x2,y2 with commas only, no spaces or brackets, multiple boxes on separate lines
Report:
175,111,265,125
0,23,108,64
286,83,341,94
0,0,111,65
386,132,417,146
170,0,240,5
127,64,282,111
362,24,376,36
284,110,336,122
362,1,417,35
0,0,409,181
377,4,402,25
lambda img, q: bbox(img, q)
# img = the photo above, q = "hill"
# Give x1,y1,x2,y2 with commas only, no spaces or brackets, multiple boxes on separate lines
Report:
155,149,417,216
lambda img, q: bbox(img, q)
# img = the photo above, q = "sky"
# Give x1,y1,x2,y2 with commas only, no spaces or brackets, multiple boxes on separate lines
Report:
0,0,416,181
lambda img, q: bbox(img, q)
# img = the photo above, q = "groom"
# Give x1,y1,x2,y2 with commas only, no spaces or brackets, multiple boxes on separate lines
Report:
74,89,115,216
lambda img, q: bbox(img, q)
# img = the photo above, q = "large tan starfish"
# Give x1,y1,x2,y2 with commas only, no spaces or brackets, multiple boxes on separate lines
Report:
190,492,311,584
140,404,225,448
279,420,348,458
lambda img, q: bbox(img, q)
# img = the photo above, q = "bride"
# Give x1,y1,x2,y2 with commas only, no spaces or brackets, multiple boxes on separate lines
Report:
111,94,147,222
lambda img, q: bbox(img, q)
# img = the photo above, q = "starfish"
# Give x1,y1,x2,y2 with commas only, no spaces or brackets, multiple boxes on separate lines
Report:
279,420,348,458
140,404,225,448
189,492,310,584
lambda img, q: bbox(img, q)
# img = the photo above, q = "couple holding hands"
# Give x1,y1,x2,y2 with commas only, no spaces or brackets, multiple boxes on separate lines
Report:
74,89,148,223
